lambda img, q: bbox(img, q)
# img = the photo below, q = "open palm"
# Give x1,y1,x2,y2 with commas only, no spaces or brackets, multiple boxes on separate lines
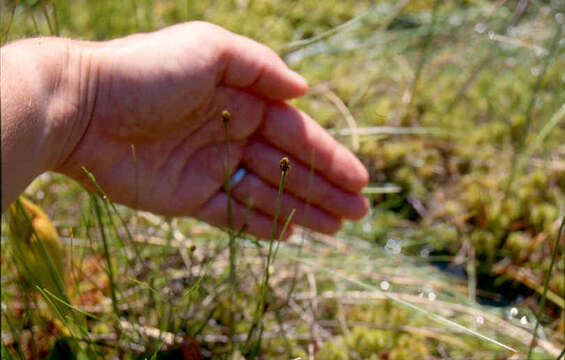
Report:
58,22,369,238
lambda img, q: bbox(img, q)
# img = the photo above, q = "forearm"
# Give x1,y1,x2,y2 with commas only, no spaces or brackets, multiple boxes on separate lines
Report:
1,38,97,211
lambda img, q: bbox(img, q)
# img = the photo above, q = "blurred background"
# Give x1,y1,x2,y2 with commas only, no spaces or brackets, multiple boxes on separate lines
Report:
1,0,564,358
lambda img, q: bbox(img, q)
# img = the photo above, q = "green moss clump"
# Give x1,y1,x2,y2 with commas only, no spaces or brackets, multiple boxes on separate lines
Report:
345,327,395,357
317,339,349,360
389,334,429,360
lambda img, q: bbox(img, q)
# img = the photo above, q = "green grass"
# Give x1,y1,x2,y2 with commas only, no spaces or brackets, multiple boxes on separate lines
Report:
1,0,564,358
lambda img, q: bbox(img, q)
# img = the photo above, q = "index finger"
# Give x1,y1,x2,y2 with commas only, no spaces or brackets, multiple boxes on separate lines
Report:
215,25,308,100
258,102,369,193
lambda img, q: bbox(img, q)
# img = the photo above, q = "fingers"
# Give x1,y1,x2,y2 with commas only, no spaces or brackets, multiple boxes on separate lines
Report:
231,172,342,234
242,141,369,220
259,102,369,193
215,26,308,100
194,192,292,240
164,142,245,215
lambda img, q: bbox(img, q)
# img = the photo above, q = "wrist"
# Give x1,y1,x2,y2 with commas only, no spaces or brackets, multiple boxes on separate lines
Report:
1,38,99,209
41,38,100,172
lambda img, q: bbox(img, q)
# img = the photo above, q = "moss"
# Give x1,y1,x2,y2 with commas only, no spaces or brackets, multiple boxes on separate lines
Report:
345,327,395,357
471,230,500,265
549,273,564,298
504,232,532,262
530,203,558,233
317,339,349,360
389,334,428,360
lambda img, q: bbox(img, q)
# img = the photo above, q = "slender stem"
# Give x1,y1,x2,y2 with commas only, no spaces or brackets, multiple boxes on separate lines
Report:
527,216,564,359
246,159,289,353
407,0,439,112
505,20,563,196
40,3,55,35
270,170,287,240
1,0,18,45
285,150,315,304
90,194,122,345
222,111,236,354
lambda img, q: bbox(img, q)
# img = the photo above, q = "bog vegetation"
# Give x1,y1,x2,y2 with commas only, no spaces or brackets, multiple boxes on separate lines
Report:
1,0,564,359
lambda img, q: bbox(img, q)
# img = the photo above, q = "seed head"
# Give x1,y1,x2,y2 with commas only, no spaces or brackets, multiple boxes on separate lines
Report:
280,157,291,173
222,110,231,123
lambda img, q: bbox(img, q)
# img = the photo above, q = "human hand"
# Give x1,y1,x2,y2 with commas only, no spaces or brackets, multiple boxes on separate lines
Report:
54,22,369,238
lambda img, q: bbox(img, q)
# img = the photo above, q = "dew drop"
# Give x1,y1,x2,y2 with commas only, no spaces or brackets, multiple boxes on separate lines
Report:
449,15,461,26
520,315,528,325
510,307,519,317
476,316,484,325
380,280,390,291
428,292,437,301
530,66,542,77
385,238,402,255
475,23,486,34
488,31,495,40
535,47,547,57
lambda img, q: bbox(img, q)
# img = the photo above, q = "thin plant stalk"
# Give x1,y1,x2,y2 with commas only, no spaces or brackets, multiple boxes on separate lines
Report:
504,19,563,197
221,110,237,353
40,3,55,36
447,1,530,112
245,158,290,354
82,165,143,264
89,194,122,345
407,0,439,111
515,20,562,152
285,150,316,304
527,216,564,359
81,164,150,334
273,209,295,260
1,0,17,45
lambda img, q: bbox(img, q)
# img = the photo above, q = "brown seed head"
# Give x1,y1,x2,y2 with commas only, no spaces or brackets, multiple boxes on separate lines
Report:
280,157,291,173
222,110,231,123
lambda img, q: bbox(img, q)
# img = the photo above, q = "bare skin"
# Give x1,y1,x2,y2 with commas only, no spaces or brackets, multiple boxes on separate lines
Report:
1,21,369,239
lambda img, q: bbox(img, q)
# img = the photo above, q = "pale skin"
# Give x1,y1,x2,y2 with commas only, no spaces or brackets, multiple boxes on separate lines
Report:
1,21,369,239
